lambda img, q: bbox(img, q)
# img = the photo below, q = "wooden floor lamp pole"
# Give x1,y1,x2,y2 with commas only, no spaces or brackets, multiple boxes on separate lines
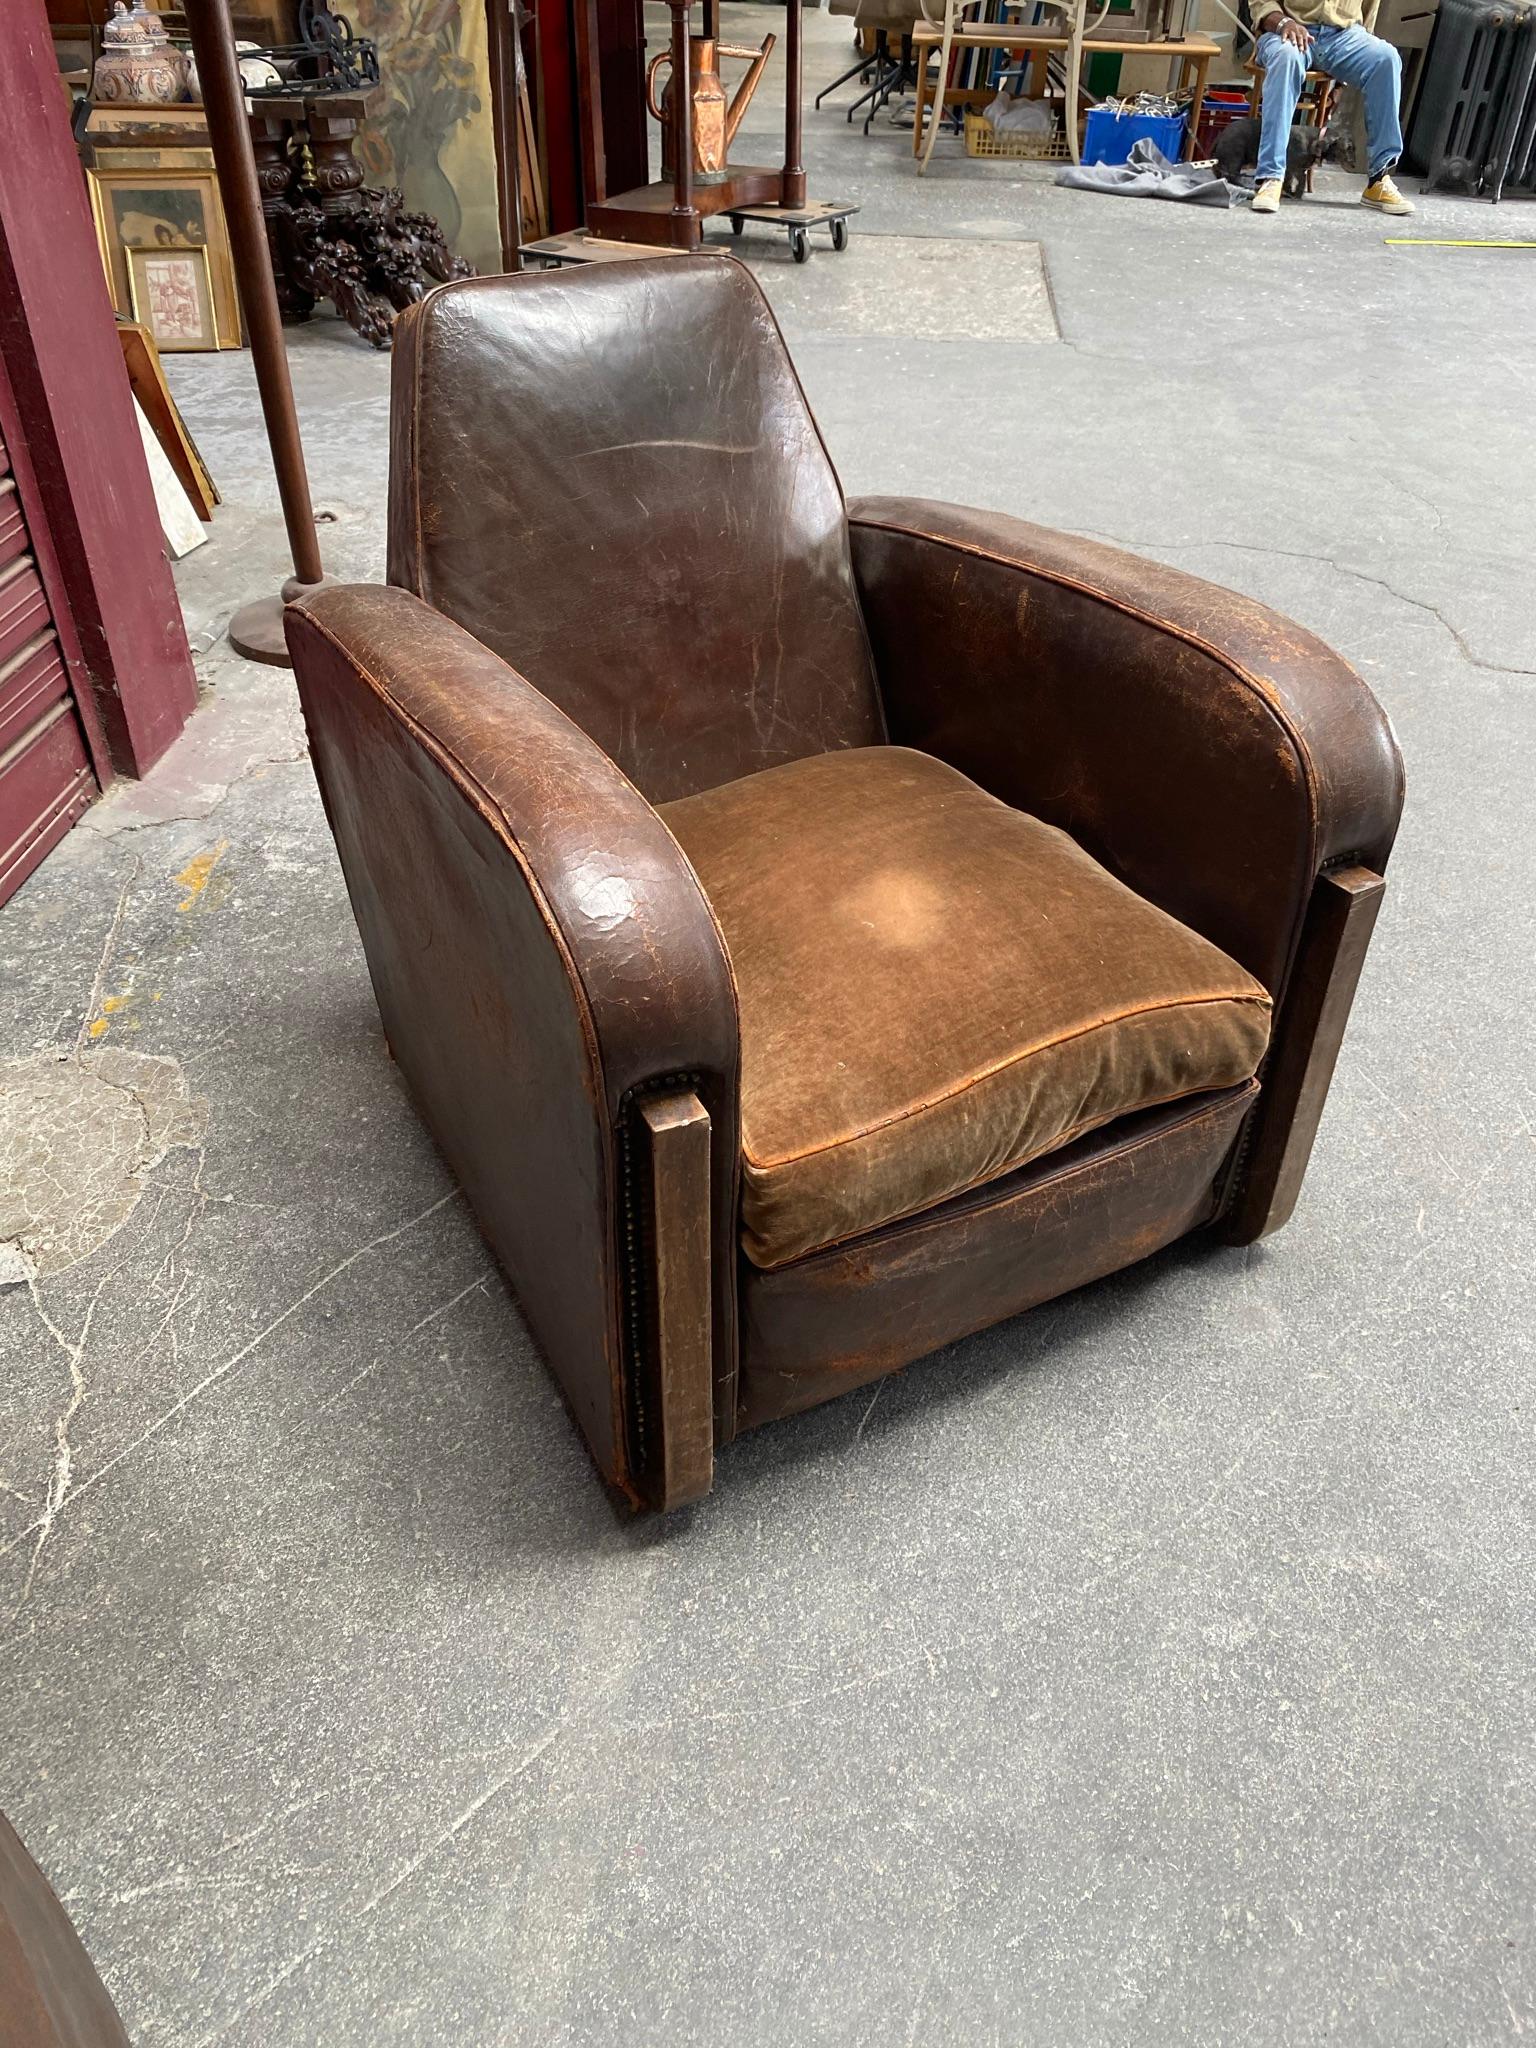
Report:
182,0,327,666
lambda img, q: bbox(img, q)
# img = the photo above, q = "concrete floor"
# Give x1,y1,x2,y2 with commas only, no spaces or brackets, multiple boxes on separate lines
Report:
4,9,1535,2042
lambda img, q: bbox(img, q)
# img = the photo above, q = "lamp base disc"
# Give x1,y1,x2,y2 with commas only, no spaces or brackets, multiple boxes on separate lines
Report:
227,578,332,667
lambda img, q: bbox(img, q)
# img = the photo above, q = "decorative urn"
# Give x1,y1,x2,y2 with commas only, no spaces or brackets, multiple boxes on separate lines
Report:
91,2,189,106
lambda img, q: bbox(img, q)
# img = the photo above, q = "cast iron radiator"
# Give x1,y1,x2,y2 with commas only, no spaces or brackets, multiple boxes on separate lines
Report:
1404,0,1536,195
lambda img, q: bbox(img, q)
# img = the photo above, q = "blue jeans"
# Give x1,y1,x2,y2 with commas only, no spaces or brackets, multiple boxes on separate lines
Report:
1254,24,1404,183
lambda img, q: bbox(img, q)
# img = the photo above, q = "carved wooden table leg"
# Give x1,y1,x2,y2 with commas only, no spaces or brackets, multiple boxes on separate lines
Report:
249,93,475,347
303,98,370,222
249,109,314,320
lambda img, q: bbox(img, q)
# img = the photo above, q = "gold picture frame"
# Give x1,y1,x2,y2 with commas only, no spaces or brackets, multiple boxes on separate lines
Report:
127,243,219,354
87,163,241,349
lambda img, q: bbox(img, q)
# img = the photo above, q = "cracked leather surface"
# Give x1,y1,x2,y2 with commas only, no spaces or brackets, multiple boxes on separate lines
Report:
285,587,741,1498
386,262,887,804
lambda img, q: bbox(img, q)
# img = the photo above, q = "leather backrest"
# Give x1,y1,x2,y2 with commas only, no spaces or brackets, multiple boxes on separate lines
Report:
387,261,885,804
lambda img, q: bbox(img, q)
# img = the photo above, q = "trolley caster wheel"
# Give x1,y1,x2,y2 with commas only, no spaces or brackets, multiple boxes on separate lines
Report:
789,226,810,263
729,214,744,237
830,217,849,252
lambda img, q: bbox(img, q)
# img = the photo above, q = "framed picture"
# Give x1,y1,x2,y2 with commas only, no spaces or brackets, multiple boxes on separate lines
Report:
127,244,218,354
87,161,241,348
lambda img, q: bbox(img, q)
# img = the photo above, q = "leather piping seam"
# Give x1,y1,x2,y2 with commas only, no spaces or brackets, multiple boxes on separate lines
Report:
746,1077,1260,1268
390,277,470,602
847,512,1326,916
761,1079,1260,1269
297,606,632,1487
740,989,1270,1172
406,296,434,601
409,308,425,595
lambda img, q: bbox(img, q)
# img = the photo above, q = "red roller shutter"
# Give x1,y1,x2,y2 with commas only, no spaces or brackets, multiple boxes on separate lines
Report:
0,389,98,909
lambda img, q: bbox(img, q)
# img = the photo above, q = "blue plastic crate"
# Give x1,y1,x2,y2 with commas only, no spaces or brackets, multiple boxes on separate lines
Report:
1082,107,1188,166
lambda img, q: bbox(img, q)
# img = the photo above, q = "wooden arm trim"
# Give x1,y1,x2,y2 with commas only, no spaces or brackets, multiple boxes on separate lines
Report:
636,1090,715,1509
1219,865,1386,1243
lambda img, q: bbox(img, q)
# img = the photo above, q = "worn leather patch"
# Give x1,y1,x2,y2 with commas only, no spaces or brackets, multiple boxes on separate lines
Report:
662,746,1271,1268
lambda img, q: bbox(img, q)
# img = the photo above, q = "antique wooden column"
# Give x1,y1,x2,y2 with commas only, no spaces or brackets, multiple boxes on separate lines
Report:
182,0,327,667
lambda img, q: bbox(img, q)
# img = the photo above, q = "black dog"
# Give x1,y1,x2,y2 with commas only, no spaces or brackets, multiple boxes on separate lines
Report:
1213,114,1328,197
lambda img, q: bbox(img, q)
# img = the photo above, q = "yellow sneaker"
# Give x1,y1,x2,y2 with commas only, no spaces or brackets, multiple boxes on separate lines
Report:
1362,173,1415,214
1250,179,1283,214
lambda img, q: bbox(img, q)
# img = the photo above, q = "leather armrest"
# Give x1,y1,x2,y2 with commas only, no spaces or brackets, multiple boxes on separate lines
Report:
846,496,1405,998
285,585,740,1503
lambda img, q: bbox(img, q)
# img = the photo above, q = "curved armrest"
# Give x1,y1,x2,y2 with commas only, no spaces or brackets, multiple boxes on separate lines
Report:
847,497,1406,1237
286,586,740,1505
847,496,1404,993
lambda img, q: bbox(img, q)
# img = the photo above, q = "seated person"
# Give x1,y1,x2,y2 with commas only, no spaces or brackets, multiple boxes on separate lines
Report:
1249,0,1414,216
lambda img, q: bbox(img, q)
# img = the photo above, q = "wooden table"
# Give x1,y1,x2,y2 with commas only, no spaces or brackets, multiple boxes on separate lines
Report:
247,92,474,347
913,27,1221,167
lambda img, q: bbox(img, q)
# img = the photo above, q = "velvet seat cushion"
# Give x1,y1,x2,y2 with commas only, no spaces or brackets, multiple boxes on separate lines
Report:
659,747,1272,1269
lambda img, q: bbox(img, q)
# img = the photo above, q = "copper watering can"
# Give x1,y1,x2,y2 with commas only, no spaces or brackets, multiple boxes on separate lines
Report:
646,34,776,181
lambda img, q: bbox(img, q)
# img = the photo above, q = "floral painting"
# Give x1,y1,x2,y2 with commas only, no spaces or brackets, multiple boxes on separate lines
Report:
352,0,502,272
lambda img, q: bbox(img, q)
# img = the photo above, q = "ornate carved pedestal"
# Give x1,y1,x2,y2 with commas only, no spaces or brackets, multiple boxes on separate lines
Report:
250,92,474,349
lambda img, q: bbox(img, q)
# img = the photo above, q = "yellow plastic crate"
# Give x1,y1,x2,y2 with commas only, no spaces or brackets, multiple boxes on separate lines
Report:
964,109,1071,160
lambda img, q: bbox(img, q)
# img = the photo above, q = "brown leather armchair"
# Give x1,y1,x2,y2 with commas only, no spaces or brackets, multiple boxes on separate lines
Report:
286,261,1404,1512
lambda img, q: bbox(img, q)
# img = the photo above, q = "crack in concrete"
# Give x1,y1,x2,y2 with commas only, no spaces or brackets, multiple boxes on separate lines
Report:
2,857,214,1596
187,1677,626,2048
1,1049,208,1282
2,859,216,1285
1394,475,1448,540
74,862,138,1057
0,1189,461,1573
151,1144,210,1296
14,1274,106,1614
82,744,309,840
313,1271,491,1416
1073,527,1536,680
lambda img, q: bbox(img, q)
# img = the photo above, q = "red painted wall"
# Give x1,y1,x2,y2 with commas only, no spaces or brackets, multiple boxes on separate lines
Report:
0,0,197,777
